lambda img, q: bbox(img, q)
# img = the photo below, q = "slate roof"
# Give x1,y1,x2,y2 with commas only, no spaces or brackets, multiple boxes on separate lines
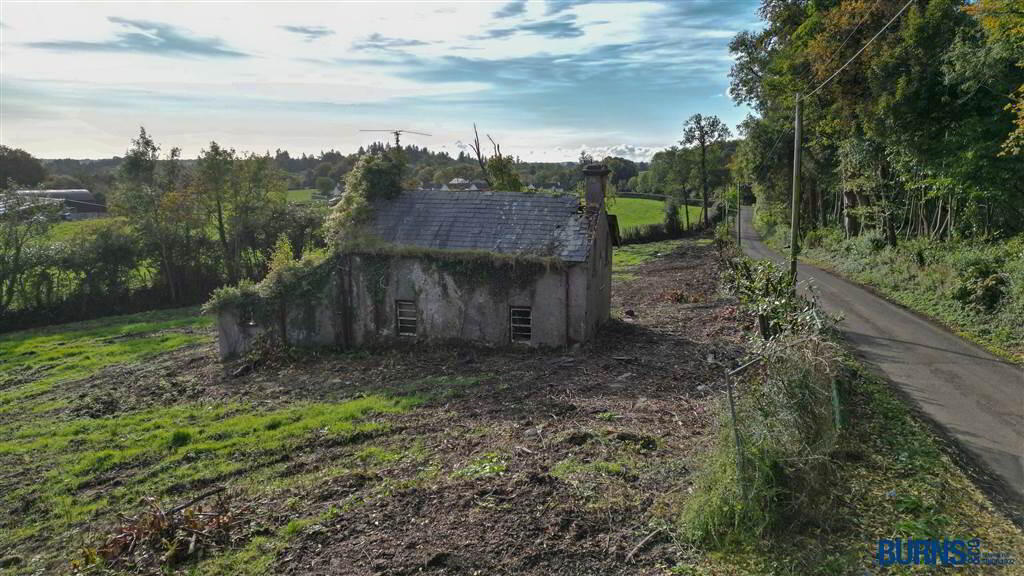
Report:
366,190,594,263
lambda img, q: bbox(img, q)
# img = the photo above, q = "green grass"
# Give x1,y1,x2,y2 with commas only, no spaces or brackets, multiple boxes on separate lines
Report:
286,188,319,203
612,238,684,281
44,218,127,242
606,197,702,231
0,307,211,410
453,452,506,479
0,393,421,572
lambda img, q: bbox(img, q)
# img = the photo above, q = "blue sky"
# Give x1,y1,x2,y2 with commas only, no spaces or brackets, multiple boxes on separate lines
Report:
0,0,760,161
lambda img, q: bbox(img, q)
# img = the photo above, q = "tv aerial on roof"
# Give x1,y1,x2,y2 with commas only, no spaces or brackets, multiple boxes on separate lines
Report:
359,129,431,148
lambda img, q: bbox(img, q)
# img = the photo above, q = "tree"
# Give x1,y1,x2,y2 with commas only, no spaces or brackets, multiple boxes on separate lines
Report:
682,114,732,227
327,152,403,244
0,146,45,187
602,156,638,189
229,153,287,278
728,0,1023,239
315,176,336,195
0,187,58,314
968,0,1024,156
486,155,523,192
196,141,237,282
111,127,198,302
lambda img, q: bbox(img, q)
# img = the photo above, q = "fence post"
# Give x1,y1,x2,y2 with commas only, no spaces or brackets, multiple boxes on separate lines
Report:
725,369,747,502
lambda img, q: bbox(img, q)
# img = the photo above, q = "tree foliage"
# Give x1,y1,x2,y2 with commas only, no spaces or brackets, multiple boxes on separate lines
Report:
0,187,58,314
731,0,1024,239
682,114,733,227
0,146,46,188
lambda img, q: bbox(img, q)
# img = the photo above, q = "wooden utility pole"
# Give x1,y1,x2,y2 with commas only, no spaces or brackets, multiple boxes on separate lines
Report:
789,94,802,285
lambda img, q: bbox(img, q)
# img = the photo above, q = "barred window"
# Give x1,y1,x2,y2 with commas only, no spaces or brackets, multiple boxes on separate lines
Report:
510,306,532,343
396,300,417,336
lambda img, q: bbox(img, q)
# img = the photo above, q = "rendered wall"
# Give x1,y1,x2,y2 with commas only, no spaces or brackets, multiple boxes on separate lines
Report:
346,256,576,347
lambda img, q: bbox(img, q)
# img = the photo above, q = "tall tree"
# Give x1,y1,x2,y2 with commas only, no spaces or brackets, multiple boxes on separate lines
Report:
196,141,237,282
111,128,192,301
682,114,732,227
0,187,57,314
0,146,45,187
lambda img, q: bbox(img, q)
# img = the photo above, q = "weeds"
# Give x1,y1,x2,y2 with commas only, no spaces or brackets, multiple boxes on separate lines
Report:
685,254,842,546
454,452,506,479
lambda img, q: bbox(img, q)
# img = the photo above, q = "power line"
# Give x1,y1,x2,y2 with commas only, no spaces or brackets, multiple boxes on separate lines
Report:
805,0,915,99
765,128,789,160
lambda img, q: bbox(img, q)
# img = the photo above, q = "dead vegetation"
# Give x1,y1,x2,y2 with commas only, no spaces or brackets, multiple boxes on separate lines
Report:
73,488,255,573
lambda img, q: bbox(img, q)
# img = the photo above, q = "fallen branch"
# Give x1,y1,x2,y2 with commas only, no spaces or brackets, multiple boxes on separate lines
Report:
626,527,664,563
169,486,226,515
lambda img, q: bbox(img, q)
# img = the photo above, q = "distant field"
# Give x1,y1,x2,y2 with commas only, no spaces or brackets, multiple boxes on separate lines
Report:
606,197,703,230
286,188,320,203
45,217,121,242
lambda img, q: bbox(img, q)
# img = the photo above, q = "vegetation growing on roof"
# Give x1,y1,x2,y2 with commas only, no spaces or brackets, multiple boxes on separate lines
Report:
325,152,403,247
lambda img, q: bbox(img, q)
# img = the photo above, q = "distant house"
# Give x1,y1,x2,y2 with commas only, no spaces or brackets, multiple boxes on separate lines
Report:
215,165,618,358
441,177,490,192
15,189,107,220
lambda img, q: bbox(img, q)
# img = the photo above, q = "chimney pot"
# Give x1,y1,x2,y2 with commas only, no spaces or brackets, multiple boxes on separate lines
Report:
582,163,610,212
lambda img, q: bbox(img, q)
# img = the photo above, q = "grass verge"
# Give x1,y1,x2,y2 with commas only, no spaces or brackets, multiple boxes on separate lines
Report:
677,246,1023,574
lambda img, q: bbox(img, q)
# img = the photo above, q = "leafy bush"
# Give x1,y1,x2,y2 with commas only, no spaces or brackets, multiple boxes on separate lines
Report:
952,257,1008,312
202,280,259,315
802,227,841,250
855,231,887,254
664,198,683,236
327,153,402,245
724,257,820,339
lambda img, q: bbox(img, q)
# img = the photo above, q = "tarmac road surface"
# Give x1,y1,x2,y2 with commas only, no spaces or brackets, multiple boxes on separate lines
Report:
739,206,1023,509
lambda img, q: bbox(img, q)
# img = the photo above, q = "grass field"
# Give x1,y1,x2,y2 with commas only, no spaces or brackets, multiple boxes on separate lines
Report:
0,308,211,413
606,197,703,231
45,217,124,242
285,188,320,203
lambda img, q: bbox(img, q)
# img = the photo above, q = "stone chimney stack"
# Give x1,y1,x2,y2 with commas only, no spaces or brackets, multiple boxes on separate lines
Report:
583,163,610,212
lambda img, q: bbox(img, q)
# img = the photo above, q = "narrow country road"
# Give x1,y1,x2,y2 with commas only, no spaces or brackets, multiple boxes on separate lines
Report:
739,206,1024,508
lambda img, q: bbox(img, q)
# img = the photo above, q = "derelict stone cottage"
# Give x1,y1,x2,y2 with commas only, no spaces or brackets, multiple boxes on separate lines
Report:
215,164,618,358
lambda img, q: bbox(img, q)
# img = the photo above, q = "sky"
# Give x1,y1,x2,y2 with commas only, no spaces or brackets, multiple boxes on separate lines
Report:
0,0,761,162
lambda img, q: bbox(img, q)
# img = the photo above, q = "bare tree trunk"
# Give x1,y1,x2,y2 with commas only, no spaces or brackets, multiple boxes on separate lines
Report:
843,189,859,238
470,124,491,188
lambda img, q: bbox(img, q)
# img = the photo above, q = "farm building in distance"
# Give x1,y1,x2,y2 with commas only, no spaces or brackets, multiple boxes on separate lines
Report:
215,164,618,358
14,189,107,220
